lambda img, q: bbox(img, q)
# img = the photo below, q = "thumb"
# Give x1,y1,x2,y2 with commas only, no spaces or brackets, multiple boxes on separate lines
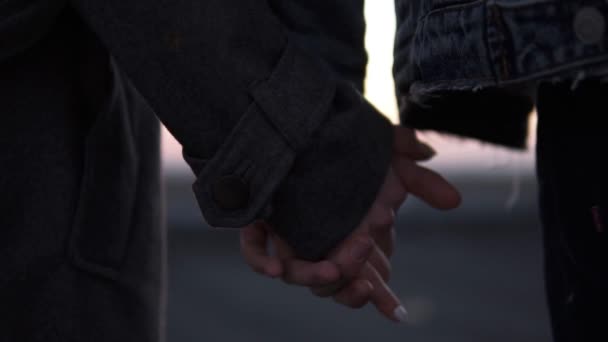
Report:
393,156,462,210
393,125,436,161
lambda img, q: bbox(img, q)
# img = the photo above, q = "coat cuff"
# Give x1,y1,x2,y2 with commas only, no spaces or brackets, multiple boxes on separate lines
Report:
268,91,393,260
188,41,393,260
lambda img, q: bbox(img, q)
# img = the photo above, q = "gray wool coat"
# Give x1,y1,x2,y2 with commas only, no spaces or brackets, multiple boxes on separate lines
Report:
1,1,391,341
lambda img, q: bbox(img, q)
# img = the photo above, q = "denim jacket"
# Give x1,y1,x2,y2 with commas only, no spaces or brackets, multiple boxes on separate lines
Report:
395,0,608,148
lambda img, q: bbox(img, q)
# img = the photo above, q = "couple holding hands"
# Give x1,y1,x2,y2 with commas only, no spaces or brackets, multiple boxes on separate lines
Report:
3,1,607,341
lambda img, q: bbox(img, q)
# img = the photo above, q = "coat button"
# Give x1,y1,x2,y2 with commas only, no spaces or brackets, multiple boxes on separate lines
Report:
574,7,605,44
212,176,250,210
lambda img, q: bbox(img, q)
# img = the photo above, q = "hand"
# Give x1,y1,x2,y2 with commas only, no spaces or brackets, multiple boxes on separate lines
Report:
240,126,461,322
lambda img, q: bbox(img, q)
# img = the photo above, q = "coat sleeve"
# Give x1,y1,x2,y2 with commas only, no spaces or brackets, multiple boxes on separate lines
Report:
69,0,393,260
268,0,369,92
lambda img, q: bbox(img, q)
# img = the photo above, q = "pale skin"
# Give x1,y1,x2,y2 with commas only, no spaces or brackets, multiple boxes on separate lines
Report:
240,126,462,322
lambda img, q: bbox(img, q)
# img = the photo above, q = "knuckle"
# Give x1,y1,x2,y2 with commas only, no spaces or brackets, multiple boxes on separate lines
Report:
252,265,266,275
349,298,369,309
311,287,329,298
240,229,258,245
381,210,396,227
307,267,327,284
369,209,395,229
314,283,343,297
310,273,323,284
281,270,297,284
282,276,295,285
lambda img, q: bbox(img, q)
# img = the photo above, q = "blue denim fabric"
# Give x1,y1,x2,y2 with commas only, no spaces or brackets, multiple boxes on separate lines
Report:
395,0,608,148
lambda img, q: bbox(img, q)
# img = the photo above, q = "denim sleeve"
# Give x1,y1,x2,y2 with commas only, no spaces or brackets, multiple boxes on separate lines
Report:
69,0,393,260
393,0,533,148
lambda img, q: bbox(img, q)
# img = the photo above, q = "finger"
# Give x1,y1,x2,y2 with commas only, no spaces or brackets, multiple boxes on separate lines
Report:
270,231,296,259
363,263,408,323
366,203,396,229
393,126,436,161
267,229,341,287
240,223,283,278
366,202,396,257
330,235,374,280
368,245,391,282
393,157,462,210
370,224,395,258
311,242,391,297
310,235,375,297
281,260,340,287
311,280,349,298
333,279,374,309
377,168,408,210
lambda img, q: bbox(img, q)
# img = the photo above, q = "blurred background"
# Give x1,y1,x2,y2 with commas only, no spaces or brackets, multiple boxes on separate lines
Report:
162,1,551,341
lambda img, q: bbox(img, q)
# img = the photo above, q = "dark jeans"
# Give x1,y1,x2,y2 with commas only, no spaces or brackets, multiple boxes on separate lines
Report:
537,80,608,342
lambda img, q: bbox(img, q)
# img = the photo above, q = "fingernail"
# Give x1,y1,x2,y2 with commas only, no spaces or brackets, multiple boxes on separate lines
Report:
393,305,409,323
419,142,436,158
351,238,373,263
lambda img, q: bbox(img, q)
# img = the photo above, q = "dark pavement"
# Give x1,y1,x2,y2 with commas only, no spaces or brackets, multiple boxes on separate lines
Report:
165,172,552,342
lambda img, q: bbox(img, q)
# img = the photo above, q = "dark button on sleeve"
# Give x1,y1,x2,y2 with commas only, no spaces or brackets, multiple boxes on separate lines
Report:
212,176,250,210
574,7,605,45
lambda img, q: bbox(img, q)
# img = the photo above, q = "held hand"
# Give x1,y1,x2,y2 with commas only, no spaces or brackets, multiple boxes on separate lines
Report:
241,221,406,321
240,126,461,322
